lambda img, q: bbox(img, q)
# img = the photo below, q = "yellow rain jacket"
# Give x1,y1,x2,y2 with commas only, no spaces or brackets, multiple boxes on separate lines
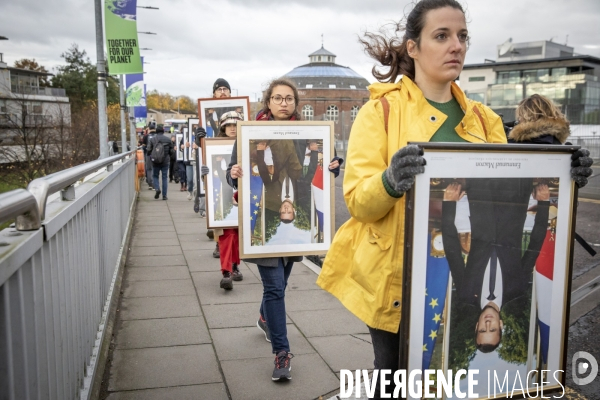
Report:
316,76,507,333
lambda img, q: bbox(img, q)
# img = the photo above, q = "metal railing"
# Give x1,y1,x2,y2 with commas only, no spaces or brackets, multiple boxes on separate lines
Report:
0,150,138,400
9,86,67,97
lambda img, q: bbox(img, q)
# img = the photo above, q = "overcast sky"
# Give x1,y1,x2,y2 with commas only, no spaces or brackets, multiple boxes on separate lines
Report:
1,0,599,102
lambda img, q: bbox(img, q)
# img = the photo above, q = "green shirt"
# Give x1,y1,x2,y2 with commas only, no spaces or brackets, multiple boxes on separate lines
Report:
427,97,468,143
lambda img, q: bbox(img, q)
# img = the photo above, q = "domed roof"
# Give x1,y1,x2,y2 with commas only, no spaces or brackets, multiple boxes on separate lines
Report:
283,46,370,90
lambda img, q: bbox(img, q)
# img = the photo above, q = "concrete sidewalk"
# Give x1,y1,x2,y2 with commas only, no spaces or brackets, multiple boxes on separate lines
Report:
101,181,374,400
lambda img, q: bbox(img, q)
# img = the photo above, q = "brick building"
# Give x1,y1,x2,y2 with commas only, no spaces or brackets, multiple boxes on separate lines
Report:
282,46,370,137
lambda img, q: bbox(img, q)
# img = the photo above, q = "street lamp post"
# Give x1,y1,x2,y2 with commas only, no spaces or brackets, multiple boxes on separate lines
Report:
94,0,109,159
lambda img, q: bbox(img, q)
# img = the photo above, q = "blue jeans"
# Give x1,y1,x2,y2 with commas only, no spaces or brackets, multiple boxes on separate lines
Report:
257,259,294,353
152,164,169,197
186,164,194,193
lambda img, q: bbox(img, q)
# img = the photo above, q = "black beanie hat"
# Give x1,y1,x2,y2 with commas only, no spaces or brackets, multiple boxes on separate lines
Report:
156,126,164,133
213,78,231,94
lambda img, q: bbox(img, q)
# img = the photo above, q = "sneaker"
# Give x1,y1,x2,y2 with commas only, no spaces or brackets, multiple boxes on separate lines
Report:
162,196,168,200
220,271,233,290
207,230,214,239
272,351,294,381
199,210,206,218
187,192,193,201
148,186,154,190
232,264,243,281
212,243,220,258
154,189,161,199
257,315,271,342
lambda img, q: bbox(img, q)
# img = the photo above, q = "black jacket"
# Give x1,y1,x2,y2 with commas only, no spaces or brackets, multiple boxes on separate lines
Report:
441,178,550,309
147,133,173,166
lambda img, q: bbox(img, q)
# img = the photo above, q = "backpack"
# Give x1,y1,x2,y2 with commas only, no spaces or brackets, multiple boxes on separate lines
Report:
151,136,166,164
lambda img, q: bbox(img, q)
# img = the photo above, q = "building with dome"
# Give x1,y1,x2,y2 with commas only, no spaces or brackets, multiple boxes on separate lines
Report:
282,46,371,134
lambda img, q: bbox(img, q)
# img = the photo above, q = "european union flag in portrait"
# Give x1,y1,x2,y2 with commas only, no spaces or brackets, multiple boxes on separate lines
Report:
422,234,450,370
249,173,263,233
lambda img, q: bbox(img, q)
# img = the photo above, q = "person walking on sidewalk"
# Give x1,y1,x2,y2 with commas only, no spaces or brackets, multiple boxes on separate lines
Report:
196,78,235,258
201,111,245,290
141,127,155,190
169,134,178,182
226,78,342,382
147,126,174,200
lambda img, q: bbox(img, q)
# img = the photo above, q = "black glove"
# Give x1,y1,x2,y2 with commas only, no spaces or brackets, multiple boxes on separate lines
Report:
571,148,593,188
384,144,426,194
201,165,209,177
195,126,207,138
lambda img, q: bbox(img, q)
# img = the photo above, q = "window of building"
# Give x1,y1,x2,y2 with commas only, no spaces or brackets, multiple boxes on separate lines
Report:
326,105,339,122
468,76,485,82
466,92,485,103
0,99,7,114
329,84,336,89
302,104,314,121
349,85,356,89
350,105,360,121
306,84,313,89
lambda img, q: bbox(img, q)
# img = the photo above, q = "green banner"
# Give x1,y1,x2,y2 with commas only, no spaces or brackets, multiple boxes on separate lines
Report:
104,0,142,75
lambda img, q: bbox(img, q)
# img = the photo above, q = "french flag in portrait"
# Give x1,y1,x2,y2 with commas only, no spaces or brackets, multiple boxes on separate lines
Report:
311,164,324,232
535,229,556,365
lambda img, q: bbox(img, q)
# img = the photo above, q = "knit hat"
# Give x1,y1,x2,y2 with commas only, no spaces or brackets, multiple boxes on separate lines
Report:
219,111,244,133
213,78,231,94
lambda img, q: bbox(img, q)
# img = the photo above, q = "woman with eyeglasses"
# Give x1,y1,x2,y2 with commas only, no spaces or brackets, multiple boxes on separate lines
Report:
225,78,342,382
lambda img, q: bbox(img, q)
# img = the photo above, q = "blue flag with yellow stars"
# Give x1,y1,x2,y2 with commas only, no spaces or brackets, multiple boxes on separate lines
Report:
249,174,263,234
212,172,221,215
422,233,450,370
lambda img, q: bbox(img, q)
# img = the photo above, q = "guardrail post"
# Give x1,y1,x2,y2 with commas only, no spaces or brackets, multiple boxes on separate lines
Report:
61,184,76,201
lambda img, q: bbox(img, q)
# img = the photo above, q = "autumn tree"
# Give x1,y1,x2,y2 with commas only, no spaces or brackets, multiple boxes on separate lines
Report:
147,90,195,113
13,59,50,85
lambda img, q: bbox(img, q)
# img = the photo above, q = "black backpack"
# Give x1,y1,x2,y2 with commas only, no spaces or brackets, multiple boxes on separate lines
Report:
151,136,166,164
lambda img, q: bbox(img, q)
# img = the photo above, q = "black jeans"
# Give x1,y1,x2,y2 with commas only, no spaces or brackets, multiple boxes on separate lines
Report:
367,321,403,399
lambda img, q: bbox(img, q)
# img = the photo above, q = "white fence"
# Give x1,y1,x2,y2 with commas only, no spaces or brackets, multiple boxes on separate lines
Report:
0,152,137,400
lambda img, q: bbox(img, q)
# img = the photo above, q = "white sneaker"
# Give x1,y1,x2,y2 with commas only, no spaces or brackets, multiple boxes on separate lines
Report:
187,192,192,201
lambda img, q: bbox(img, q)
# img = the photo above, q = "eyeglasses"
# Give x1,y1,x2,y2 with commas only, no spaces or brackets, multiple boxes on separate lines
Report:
215,87,230,93
271,95,295,105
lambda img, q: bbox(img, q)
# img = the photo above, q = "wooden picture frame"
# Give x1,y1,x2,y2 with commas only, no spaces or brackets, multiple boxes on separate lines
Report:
202,137,238,229
402,143,579,399
197,96,251,138
237,121,335,259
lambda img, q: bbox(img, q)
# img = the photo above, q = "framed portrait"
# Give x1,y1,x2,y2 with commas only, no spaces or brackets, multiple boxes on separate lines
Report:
186,118,199,162
237,121,335,259
197,96,250,138
202,138,237,229
175,133,184,161
402,143,578,399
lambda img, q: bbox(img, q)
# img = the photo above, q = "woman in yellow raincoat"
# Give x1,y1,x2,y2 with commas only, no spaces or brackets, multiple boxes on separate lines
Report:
317,0,593,397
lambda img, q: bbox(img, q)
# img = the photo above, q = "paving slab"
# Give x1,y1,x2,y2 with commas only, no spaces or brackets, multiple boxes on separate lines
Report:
133,218,174,226
115,317,211,349
129,237,180,247
187,257,222,272
192,268,261,287
108,345,221,391
287,309,369,337
184,249,224,267
122,279,196,298
221,353,339,400
126,254,187,267
286,269,321,291
129,231,178,240
211,324,315,361
193,278,263,305
285,289,347,312
128,245,183,257
125,266,190,281
308,335,375,372
178,234,211,243
203,302,292,329
175,223,205,235
119,296,201,320
105,383,228,400
131,224,176,233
